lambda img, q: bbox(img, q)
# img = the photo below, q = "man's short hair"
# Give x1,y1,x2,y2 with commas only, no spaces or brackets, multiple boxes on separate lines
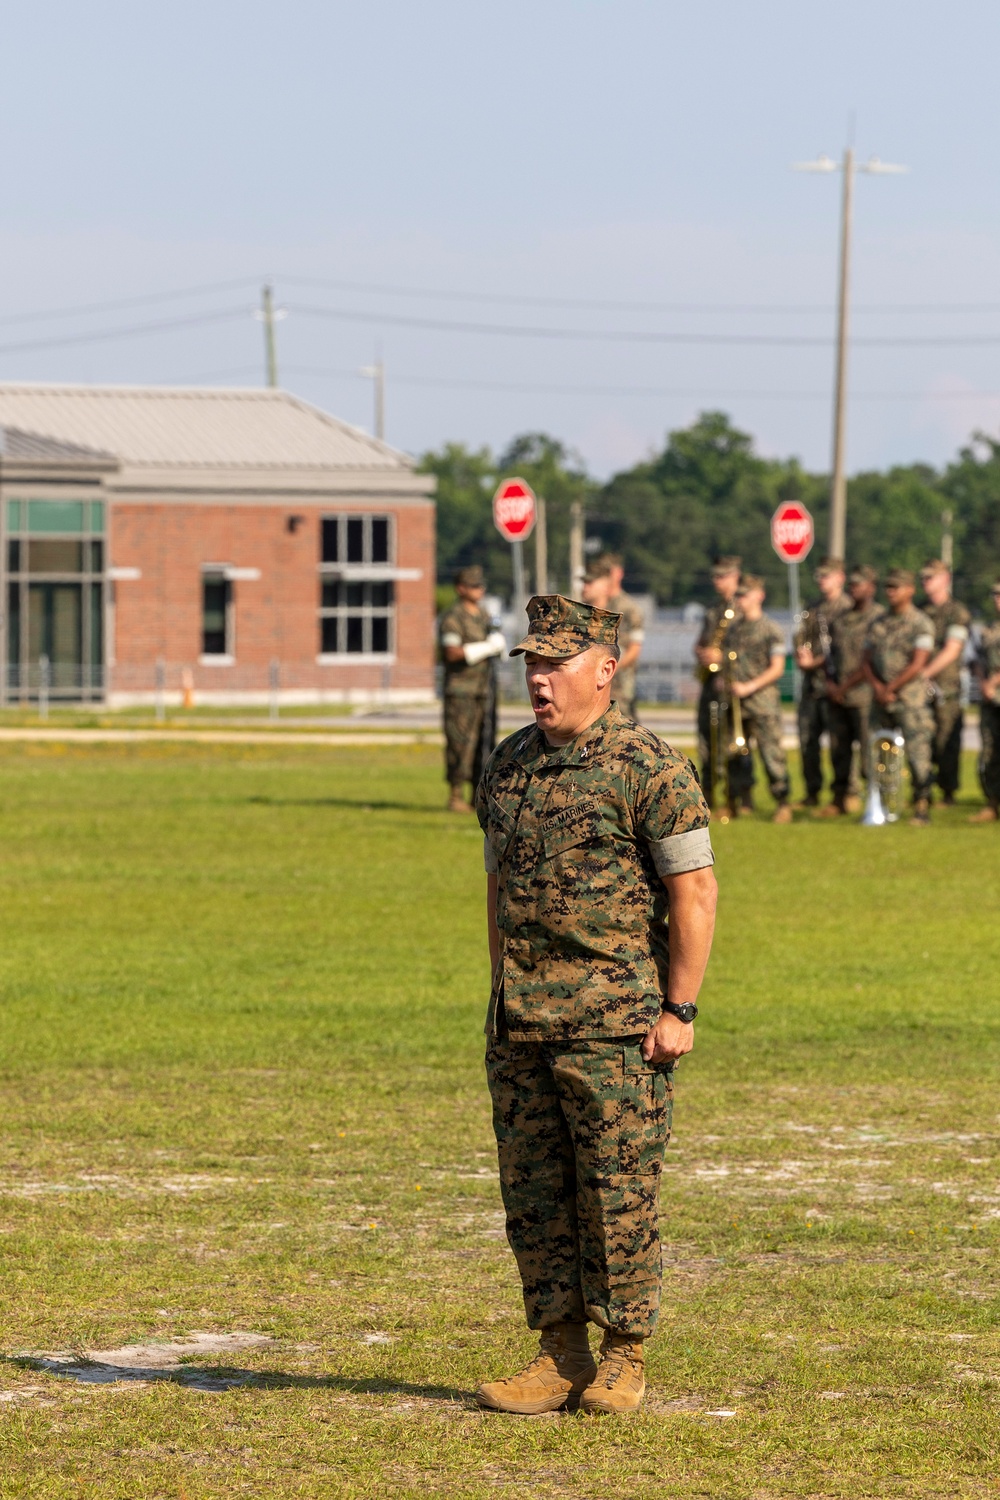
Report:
921,558,949,579
736,573,765,594
584,559,613,582
850,565,878,585
712,555,742,578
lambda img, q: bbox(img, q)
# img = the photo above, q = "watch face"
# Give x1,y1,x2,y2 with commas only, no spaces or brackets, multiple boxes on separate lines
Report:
676,1004,698,1023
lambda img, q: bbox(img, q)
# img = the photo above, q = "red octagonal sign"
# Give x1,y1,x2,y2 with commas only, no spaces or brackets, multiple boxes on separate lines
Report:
493,477,537,542
771,500,814,563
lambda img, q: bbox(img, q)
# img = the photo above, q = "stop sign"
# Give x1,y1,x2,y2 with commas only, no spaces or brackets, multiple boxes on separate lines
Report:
493,477,536,542
771,500,814,563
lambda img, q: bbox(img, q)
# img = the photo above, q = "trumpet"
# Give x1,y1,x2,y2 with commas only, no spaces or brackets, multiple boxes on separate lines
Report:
861,728,906,825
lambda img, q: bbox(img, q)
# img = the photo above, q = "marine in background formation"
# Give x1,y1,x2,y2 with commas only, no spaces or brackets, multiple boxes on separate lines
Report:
793,557,850,808
580,558,643,720
972,579,1000,823
602,553,646,721
823,566,884,817
863,568,935,825
693,556,743,809
438,565,505,813
920,560,971,805
475,595,717,1416
724,575,792,823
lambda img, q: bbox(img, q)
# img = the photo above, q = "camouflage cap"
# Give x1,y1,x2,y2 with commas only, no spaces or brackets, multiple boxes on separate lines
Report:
510,594,620,658
849,564,879,584
735,573,765,594
711,555,742,577
814,555,845,578
583,558,612,582
885,567,915,587
920,558,949,578
454,564,485,588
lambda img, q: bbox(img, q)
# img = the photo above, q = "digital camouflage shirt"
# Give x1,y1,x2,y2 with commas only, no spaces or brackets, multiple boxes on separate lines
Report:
864,604,935,708
724,612,787,713
438,601,494,697
794,593,851,700
830,601,884,708
923,598,971,698
608,589,645,709
476,704,713,1042
979,617,1000,678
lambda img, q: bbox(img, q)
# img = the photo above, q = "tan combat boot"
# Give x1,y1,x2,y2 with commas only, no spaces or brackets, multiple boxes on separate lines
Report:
969,801,999,824
772,803,793,824
475,1324,596,1414
814,796,846,818
909,798,930,826
580,1330,646,1415
447,785,473,813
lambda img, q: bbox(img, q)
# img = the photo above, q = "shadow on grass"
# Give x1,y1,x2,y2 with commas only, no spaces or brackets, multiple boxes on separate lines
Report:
244,795,447,816
6,1356,473,1403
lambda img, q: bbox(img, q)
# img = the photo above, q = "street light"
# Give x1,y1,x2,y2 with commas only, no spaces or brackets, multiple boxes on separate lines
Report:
795,148,908,560
359,356,385,441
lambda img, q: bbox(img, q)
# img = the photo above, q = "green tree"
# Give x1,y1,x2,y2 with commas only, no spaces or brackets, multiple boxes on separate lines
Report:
940,435,1000,613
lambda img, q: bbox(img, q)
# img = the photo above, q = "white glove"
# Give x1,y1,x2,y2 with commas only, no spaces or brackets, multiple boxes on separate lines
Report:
463,631,506,665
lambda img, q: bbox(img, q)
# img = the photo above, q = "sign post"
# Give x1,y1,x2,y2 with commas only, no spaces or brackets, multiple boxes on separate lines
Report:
493,477,537,627
771,500,815,698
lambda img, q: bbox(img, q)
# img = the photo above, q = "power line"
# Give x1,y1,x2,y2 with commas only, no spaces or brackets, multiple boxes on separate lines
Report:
0,278,259,331
0,308,250,358
289,302,1000,348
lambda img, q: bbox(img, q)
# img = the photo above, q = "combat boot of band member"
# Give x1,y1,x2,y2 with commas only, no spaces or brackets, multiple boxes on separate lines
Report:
909,798,931,827
447,785,473,813
771,802,793,824
814,795,846,818
475,1324,596,1415
580,1330,646,1415
969,801,999,823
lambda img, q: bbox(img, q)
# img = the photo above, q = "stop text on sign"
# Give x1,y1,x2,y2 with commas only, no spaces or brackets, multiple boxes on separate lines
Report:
771,501,815,563
493,477,537,542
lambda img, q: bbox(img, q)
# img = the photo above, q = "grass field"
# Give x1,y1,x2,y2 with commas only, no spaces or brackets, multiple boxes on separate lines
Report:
0,739,998,1499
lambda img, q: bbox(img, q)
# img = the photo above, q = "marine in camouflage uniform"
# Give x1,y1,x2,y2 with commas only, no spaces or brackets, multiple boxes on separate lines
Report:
971,580,1000,822
475,594,716,1416
920,561,972,803
793,558,850,806
694,556,743,808
438,564,504,812
724,575,791,821
581,558,644,721
863,567,936,823
825,565,884,813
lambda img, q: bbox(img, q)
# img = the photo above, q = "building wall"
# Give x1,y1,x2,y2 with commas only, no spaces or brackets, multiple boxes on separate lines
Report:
108,497,436,702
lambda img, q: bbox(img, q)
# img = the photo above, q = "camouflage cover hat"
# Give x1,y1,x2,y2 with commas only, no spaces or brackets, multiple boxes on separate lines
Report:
920,558,949,578
885,567,915,587
849,564,878,584
711,555,742,577
814,556,845,578
510,594,620,658
454,564,485,588
735,573,765,593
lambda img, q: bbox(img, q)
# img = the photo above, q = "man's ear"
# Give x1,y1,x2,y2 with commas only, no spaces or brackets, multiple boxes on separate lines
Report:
595,651,618,690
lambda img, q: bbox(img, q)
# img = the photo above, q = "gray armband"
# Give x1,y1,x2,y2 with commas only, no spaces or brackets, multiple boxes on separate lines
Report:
649,825,715,876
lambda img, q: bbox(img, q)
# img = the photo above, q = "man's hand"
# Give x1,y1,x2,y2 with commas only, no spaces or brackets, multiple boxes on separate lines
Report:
696,645,723,669
730,679,753,699
873,680,892,705
826,681,843,705
984,675,1000,704
641,1012,694,1065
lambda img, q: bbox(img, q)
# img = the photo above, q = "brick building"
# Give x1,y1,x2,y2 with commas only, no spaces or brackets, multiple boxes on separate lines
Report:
0,384,436,704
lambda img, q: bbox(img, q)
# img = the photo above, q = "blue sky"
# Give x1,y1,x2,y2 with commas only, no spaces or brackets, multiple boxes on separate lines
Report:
3,0,1000,476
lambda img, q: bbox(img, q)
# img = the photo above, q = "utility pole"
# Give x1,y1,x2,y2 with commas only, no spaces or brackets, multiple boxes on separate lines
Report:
794,147,907,561
261,283,279,388
568,500,585,599
941,508,954,569
534,495,548,595
360,356,386,440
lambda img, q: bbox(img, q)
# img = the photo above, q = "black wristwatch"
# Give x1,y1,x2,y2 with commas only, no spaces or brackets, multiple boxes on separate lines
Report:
661,1000,698,1024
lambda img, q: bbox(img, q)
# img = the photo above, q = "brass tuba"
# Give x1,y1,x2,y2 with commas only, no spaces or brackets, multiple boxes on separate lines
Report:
861,728,906,825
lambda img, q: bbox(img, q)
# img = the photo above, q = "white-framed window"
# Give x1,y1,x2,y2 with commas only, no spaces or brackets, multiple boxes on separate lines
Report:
319,514,395,656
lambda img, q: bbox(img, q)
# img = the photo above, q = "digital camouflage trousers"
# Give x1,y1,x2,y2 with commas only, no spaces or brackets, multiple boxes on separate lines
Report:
979,702,1000,803
443,694,493,787
930,694,964,796
485,1033,673,1340
797,690,830,800
727,705,789,806
873,698,933,802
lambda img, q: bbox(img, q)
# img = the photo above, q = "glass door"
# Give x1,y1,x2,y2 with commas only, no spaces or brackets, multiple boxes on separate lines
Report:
28,583,84,692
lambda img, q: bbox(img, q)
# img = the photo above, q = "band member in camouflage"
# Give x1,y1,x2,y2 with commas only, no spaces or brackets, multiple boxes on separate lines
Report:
725,575,792,822
602,552,647,721
438,565,505,812
824,565,884,815
475,594,717,1416
863,568,936,824
794,557,849,807
920,560,972,805
694,557,744,808
971,580,1000,822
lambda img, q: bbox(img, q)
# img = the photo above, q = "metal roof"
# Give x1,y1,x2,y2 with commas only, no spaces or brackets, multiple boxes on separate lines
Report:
0,425,116,463
0,384,411,471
